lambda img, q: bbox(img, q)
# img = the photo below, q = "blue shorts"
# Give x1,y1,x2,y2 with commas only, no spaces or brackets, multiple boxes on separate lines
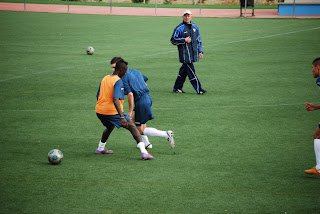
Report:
96,113,130,129
134,93,154,126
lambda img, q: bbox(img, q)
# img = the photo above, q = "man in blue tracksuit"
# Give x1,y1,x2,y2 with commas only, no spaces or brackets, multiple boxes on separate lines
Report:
170,10,207,94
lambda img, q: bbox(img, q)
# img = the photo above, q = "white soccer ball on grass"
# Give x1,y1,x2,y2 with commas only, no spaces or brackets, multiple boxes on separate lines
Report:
86,46,94,55
48,149,63,165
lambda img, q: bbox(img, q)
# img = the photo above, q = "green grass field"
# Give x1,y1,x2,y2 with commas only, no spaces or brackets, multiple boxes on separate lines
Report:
0,11,320,214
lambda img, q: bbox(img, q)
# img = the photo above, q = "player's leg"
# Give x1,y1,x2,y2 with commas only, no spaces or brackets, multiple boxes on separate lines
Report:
314,126,320,172
305,124,320,175
136,124,153,149
135,94,175,148
186,63,206,94
96,126,115,154
96,114,115,154
143,127,175,149
101,126,115,142
125,120,141,143
134,94,154,149
173,63,188,93
137,123,174,149
132,110,152,149
125,120,154,160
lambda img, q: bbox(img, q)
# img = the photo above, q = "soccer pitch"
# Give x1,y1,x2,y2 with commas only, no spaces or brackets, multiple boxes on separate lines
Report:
0,10,319,213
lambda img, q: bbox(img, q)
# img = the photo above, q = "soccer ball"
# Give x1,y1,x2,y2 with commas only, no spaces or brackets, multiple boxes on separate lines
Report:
48,149,63,165
86,46,94,55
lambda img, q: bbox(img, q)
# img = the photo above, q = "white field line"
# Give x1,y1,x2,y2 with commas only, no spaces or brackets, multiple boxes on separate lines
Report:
134,26,320,58
1,26,319,83
0,103,310,112
205,26,320,47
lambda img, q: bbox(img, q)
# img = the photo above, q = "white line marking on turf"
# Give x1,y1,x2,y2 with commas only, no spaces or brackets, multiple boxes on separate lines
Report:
125,27,320,59
1,26,319,82
0,103,308,112
205,26,320,47
0,63,100,83
154,103,306,110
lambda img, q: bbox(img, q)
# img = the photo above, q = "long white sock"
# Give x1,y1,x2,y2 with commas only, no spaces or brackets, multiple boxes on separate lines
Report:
137,142,148,154
314,139,320,171
98,141,106,151
143,127,167,138
141,135,151,147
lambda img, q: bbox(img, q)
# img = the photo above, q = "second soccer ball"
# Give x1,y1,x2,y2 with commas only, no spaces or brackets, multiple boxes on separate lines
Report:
86,46,94,55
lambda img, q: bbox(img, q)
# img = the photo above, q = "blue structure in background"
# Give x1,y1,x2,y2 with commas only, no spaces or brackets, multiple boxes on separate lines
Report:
278,3,320,15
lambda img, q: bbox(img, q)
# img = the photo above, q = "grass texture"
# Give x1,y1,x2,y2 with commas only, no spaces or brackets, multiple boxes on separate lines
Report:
0,11,320,214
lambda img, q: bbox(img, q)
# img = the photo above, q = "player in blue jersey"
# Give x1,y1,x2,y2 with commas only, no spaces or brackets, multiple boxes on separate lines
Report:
95,59,154,160
110,57,175,149
305,57,320,176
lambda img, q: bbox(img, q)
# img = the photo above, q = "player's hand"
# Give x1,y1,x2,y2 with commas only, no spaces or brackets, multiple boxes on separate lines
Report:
127,111,132,119
185,36,191,43
306,102,319,111
121,118,128,128
199,53,203,59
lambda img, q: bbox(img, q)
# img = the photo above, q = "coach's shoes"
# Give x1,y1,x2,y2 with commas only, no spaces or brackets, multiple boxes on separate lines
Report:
304,166,320,176
173,89,186,93
198,89,207,94
95,148,114,154
166,130,175,149
142,153,154,160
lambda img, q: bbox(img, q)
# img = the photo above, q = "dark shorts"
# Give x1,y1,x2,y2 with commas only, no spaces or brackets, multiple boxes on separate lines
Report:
96,113,130,129
134,93,154,126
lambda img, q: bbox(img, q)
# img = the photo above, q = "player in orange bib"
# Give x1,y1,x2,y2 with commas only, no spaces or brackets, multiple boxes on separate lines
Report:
95,59,154,160
305,57,320,175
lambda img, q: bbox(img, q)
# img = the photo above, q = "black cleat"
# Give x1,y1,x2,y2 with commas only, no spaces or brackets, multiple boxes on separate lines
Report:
198,89,207,94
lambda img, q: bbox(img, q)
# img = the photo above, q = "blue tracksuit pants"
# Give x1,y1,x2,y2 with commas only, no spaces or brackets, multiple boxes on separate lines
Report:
173,63,203,94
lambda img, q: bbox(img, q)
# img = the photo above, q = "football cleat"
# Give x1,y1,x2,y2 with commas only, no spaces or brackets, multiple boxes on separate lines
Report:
198,89,207,94
173,89,186,93
142,153,154,160
145,143,153,149
304,166,320,176
95,148,114,154
166,130,175,149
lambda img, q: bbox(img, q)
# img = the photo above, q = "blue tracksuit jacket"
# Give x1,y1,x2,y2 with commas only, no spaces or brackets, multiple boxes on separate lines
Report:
170,21,203,64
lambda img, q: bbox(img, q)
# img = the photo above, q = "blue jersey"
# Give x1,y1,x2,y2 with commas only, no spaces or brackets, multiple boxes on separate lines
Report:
121,68,150,101
170,21,203,63
317,77,320,88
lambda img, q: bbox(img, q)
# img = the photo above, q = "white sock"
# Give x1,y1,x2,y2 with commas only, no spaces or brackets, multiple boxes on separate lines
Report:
143,127,167,138
314,139,320,171
141,135,151,147
98,141,106,151
137,142,148,154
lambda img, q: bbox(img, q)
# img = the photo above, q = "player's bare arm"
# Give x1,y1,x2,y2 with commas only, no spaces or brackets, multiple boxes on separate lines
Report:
306,102,320,111
127,92,134,118
113,97,128,128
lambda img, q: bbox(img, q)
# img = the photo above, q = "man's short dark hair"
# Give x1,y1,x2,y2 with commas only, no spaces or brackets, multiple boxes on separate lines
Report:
313,57,320,67
115,59,128,72
110,57,123,65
